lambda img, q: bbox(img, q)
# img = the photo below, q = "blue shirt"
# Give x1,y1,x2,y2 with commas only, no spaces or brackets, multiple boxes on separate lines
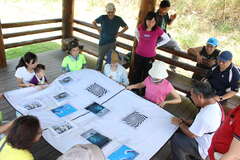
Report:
207,64,240,96
103,63,129,86
95,15,127,46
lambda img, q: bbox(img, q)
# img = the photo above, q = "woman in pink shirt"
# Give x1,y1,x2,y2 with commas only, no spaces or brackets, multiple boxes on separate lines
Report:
131,12,170,85
127,61,181,107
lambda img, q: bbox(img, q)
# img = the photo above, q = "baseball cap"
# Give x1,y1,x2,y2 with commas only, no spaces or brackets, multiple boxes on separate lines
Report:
105,3,115,12
217,51,233,62
207,37,218,47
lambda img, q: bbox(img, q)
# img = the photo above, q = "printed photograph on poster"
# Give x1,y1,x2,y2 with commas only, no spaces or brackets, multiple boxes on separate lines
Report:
53,92,71,102
122,111,148,129
81,129,111,148
85,103,110,117
50,121,75,136
51,104,77,118
108,145,139,160
86,83,108,98
22,101,43,111
59,76,73,85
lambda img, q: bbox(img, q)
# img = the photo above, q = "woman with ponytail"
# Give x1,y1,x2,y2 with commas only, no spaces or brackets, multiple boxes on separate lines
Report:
15,52,38,87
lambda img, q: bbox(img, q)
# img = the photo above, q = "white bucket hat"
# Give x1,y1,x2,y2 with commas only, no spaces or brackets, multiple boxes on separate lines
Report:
148,61,168,79
57,144,105,160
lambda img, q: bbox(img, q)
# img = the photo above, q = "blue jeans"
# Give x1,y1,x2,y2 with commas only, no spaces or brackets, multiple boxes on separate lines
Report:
171,131,203,160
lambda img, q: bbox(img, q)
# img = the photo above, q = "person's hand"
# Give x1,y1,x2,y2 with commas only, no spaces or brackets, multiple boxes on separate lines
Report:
126,85,133,90
196,54,203,63
159,101,167,108
115,32,122,38
170,13,177,21
97,27,102,34
207,59,216,67
171,117,183,126
109,76,113,79
214,96,221,102
26,83,35,87
37,85,48,90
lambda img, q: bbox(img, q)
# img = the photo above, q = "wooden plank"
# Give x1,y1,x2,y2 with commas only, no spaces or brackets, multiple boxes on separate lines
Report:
5,35,62,49
2,19,62,28
3,27,62,39
73,19,217,67
156,54,207,76
0,20,6,68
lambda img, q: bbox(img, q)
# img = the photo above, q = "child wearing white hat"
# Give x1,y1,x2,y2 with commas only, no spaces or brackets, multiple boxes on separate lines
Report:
127,61,181,107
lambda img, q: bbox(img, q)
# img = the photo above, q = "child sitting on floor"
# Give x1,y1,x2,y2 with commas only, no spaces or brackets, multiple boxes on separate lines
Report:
62,39,87,72
127,61,181,107
103,50,129,86
29,64,48,85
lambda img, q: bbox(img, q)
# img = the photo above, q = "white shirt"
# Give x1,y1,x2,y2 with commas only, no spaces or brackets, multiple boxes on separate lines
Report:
189,102,222,159
15,67,35,84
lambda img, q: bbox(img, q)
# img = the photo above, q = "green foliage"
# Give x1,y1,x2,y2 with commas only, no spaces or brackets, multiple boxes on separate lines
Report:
6,42,61,60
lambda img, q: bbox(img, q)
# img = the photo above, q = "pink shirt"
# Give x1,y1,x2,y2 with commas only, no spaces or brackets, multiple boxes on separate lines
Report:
144,76,174,104
136,24,164,58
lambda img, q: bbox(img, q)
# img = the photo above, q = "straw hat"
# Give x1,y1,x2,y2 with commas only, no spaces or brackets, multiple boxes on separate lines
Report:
148,61,168,79
111,50,119,63
57,144,105,160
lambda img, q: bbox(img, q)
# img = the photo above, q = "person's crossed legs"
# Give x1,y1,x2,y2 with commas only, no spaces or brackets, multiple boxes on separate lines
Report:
171,131,202,160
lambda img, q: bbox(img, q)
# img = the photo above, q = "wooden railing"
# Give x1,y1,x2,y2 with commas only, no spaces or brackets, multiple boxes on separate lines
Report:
74,19,207,76
1,19,63,49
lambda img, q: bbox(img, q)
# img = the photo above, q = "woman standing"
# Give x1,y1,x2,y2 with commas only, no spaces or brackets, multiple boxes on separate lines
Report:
132,11,170,85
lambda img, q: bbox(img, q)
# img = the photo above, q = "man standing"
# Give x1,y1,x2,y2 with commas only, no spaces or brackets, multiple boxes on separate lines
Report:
155,0,181,72
207,51,240,104
171,82,222,160
93,3,128,71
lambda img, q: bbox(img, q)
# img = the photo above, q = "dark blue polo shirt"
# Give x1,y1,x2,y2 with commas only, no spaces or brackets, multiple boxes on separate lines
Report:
207,64,240,96
95,15,127,46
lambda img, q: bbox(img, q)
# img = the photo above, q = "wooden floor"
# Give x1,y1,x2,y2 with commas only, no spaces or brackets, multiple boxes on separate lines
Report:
0,50,198,160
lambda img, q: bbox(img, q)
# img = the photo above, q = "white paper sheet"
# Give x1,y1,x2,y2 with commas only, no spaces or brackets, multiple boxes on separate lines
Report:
4,69,178,160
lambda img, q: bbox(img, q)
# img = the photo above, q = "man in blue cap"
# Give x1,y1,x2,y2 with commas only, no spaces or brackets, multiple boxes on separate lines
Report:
207,51,240,104
188,37,221,81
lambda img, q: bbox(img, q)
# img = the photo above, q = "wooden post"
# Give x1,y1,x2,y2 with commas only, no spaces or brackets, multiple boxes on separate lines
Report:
0,20,7,68
62,0,74,50
129,0,157,83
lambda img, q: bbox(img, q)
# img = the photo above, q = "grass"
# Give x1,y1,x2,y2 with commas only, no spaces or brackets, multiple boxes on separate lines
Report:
6,42,61,60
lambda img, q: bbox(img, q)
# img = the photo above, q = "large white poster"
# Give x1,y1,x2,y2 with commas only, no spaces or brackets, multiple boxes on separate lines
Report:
4,69,178,160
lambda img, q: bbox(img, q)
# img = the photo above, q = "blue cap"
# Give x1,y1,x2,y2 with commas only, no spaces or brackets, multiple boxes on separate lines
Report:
207,37,218,47
217,51,233,62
